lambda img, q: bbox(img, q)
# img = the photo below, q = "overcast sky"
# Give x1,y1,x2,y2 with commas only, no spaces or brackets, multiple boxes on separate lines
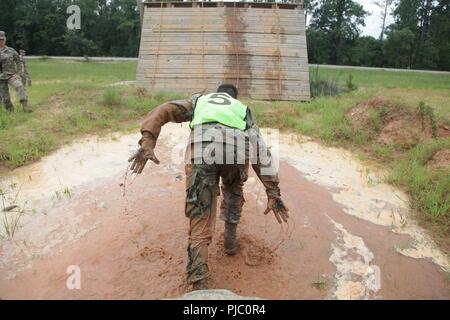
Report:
356,0,396,38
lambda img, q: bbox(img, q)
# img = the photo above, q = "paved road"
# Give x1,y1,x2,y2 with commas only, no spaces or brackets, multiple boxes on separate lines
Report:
26,56,450,75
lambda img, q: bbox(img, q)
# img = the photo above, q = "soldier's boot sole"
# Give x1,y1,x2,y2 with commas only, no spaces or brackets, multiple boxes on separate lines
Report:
224,222,238,256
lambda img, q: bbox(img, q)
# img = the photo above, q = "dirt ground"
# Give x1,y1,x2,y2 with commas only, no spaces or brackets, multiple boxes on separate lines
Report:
345,96,450,147
0,124,448,299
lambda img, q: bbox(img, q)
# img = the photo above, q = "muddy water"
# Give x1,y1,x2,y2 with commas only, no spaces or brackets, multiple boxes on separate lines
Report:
0,123,448,299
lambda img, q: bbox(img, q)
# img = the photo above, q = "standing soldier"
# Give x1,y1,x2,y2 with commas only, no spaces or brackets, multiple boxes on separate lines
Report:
128,84,290,290
0,31,31,112
19,49,32,87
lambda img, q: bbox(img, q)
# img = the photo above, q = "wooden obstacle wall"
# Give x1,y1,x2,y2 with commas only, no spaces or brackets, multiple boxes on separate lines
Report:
137,1,310,101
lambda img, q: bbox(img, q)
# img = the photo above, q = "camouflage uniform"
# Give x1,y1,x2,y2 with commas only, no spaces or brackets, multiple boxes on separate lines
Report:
19,50,32,86
0,31,29,111
140,98,281,284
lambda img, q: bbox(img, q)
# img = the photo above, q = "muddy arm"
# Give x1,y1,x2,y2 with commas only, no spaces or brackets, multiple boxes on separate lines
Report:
128,99,194,172
246,109,281,199
140,99,193,142
251,145,281,199
252,162,281,199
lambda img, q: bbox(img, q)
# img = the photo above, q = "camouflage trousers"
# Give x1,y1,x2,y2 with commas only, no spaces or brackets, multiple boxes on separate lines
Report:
0,74,28,110
185,162,248,284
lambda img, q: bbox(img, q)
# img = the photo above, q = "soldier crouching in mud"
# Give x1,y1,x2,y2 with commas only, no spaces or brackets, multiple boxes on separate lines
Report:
128,84,290,290
0,31,31,112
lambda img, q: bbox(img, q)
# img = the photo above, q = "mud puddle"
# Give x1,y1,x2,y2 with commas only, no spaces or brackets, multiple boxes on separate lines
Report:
0,123,448,300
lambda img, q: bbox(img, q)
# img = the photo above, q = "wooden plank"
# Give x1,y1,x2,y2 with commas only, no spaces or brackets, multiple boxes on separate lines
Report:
137,60,309,73
137,61,309,70
145,7,305,18
142,16,306,26
139,42,307,51
140,40,307,47
143,11,306,19
137,88,311,101
139,72,309,81
137,64,309,75
138,54,308,65
139,48,308,58
138,78,311,89
142,26,305,35
141,32,307,44
136,80,310,101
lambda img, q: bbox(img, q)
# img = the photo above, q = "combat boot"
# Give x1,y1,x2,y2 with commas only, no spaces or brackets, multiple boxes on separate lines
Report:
20,99,32,113
3,99,14,111
224,222,238,255
192,279,208,291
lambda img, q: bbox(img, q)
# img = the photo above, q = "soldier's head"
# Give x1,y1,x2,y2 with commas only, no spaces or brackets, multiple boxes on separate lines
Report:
217,84,238,99
19,49,26,56
0,31,6,48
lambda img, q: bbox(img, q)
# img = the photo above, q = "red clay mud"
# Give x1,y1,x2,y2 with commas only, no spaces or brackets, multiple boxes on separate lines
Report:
0,128,448,300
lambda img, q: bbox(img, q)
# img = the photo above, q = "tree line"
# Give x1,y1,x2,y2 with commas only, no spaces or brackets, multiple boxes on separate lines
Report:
0,0,141,57
306,0,449,70
0,0,448,70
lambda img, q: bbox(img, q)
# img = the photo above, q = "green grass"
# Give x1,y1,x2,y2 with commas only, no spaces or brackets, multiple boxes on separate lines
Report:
316,67,450,90
314,67,450,119
0,59,449,249
388,139,450,224
0,60,179,168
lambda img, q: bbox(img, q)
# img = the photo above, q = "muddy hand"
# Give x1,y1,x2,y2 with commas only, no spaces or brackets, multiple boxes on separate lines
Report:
128,147,159,174
264,197,290,224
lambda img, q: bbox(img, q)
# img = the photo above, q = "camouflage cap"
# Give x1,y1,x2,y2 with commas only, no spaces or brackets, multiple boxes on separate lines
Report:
0,31,5,40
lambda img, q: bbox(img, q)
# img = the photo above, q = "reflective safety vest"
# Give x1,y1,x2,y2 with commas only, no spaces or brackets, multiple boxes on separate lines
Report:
190,92,248,131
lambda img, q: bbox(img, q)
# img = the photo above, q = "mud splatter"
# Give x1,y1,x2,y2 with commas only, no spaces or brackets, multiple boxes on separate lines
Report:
241,235,275,267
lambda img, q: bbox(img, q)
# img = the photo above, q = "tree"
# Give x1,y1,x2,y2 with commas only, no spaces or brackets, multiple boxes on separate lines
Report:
389,0,449,70
0,0,140,57
304,0,319,23
306,28,332,64
137,0,144,28
310,0,368,64
373,0,394,40
384,27,416,68
393,0,421,31
349,36,383,66
63,30,98,56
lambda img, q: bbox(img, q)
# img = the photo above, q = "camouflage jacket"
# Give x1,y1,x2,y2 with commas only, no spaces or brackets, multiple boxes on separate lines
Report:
0,46,24,80
140,97,282,199
19,53,31,81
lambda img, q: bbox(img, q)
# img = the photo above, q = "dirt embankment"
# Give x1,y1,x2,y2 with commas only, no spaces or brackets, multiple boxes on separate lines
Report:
345,96,450,148
345,97,450,175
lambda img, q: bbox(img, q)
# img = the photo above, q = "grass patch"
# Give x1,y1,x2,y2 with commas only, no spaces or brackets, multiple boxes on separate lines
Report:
103,88,123,107
0,60,180,168
387,139,450,228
